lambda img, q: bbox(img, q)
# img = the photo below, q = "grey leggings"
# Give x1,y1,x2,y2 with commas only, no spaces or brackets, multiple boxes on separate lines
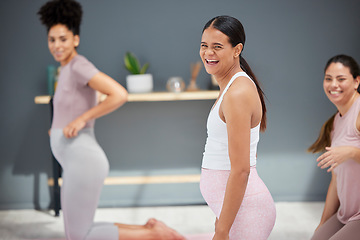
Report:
311,214,360,240
50,128,118,240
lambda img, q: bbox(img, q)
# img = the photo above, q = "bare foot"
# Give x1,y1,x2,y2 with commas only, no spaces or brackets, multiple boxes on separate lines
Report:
144,218,157,228
114,220,154,230
151,219,186,240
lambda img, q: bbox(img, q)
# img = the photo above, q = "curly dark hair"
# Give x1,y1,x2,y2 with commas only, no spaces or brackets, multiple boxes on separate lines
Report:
37,0,83,35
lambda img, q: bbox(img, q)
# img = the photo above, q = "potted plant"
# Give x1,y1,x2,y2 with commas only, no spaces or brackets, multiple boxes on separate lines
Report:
124,52,153,93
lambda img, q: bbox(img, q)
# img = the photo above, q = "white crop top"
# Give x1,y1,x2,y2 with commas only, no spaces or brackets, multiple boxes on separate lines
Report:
202,72,260,170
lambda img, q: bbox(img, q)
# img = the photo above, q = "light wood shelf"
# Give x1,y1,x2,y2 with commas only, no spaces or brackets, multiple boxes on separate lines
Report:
48,174,201,186
34,90,219,104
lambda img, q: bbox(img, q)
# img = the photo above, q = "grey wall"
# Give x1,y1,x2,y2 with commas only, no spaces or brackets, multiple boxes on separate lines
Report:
1,0,359,209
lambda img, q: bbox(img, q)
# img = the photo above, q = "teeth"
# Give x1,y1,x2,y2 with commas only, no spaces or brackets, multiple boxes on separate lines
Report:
207,59,218,63
330,91,341,94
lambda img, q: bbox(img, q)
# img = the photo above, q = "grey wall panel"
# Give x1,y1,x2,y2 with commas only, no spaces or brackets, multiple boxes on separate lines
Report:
1,0,359,209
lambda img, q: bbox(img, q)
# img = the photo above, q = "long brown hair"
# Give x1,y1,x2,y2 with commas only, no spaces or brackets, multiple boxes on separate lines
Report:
308,113,336,153
203,16,267,131
308,54,360,153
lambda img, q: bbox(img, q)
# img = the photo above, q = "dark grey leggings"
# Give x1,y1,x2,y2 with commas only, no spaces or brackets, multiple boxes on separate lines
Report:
311,214,360,240
50,128,118,240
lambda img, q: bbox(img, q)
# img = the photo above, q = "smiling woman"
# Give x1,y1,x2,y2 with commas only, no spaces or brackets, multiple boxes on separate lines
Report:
200,27,238,76
323,61,360,113
47,24,79,66
198,16,275,240
37,0,184,240
309,55,360,240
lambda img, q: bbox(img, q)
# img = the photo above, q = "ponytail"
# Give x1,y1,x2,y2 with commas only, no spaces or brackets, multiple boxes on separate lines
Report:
307,113,336,153
240,56,267,131
202,15,267,131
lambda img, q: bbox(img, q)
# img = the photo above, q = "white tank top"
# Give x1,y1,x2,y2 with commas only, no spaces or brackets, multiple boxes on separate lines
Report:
202,72,260,170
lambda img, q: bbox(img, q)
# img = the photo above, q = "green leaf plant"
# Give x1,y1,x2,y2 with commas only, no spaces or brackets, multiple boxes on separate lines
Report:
124,52,149,74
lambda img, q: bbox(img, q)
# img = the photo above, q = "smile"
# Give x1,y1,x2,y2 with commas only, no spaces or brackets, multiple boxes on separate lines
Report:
206,59,219,65
54,51,62,56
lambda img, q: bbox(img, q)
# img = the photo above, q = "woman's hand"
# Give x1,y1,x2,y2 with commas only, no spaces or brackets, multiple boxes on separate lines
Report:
317,146,352,172
63,117,86,138
61,72,127,139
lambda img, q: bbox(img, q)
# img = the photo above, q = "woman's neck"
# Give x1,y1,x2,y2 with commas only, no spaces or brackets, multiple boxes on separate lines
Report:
215,65,243,91
337,92,360,117
61,51,78,66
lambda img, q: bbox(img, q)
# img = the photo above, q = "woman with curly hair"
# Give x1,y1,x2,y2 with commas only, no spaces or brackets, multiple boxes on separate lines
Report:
38,1,184,239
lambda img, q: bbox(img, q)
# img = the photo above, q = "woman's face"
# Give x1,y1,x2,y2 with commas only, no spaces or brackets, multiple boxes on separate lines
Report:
48,24,79,66
199,27,239,77
323,62,359,107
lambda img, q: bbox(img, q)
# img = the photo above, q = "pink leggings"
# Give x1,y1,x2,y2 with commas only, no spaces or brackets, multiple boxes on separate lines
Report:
200,167,276,240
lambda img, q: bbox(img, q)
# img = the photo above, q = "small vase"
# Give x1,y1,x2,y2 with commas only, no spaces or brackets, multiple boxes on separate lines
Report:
126,74,153,93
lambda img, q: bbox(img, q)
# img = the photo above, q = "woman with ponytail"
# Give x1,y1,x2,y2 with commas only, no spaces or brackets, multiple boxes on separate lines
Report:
310,55,360,240
38,1,184,239
199,15,275,240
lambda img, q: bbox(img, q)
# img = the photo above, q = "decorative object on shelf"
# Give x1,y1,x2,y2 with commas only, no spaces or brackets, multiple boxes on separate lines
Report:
124,51,153,93
166,77,185,93
186,61,202,91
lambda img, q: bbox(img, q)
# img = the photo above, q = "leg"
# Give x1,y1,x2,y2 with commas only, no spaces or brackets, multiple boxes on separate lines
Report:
52,129,185,240
228,191,275,240
229,169,276,240
114,218,157,230
200,168,276,240
53,129,118,240
49,99,61,217
116,219,185,240
311,214,343,240
329,220,360,240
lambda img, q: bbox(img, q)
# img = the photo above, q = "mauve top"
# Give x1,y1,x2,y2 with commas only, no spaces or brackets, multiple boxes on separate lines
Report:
332,96,360,224
51,55,99,129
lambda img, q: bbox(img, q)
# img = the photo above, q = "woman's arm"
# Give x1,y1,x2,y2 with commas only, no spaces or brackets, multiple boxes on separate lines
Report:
317,111,360,169
315,171,339,231
63,72,128,138
212,80,256,240
317,146,360,171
